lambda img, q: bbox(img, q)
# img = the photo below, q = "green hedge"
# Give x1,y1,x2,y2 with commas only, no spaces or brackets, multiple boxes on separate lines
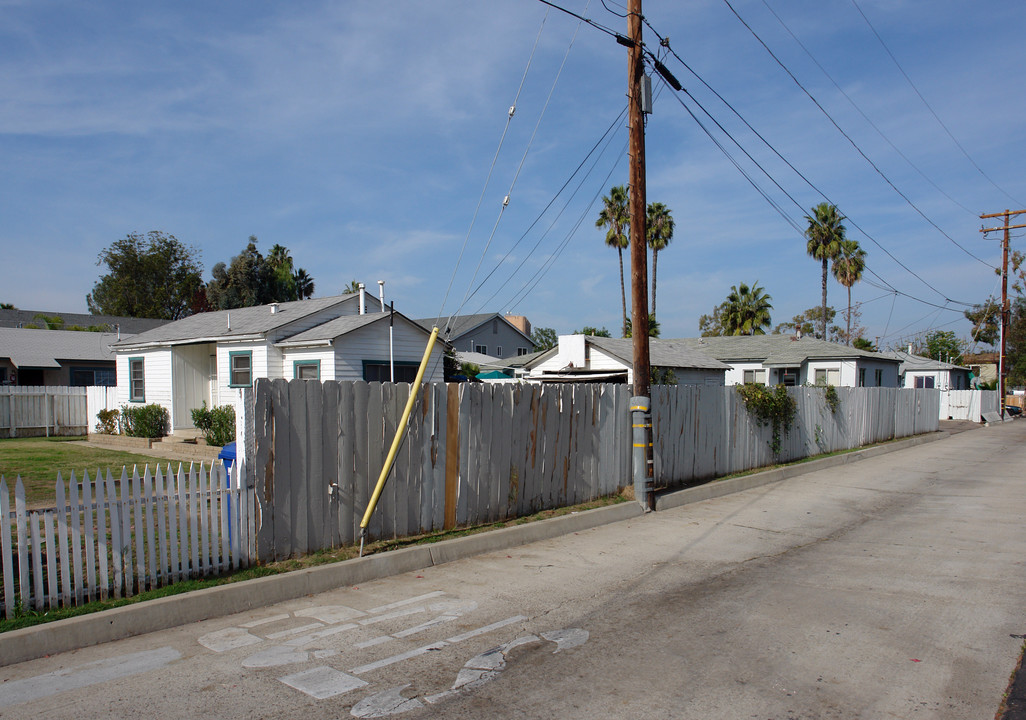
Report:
121,404,170,439
191,403,236,447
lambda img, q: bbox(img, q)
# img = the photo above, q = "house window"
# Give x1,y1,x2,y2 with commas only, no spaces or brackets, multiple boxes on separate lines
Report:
858,368,866,387
496,346,503,357
874,369,883,386
914,376,935,389
517,347,529,356
293,360,320,381
780,368,799,386
70,366,116,387
129,357,145,402
363,360,420,383
814,368,840,386
475,345,487,354
229,351,253,388
743,369,767,385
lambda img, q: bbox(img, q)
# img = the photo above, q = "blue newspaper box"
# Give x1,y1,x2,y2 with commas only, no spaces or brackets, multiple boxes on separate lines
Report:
218,441,237,536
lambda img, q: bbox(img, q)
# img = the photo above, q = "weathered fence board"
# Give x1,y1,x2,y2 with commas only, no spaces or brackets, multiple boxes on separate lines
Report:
242,380,941,560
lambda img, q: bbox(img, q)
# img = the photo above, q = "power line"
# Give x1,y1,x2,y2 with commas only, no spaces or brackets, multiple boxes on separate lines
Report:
760,0,978,218
640,18,985,307
719,0,995,270
851,0,1025,209
436,10,549,328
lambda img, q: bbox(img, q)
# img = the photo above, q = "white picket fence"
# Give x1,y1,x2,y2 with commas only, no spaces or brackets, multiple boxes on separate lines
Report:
0,460,256,618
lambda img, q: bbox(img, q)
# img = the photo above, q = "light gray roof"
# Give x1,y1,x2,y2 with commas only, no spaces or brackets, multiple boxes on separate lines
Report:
680,335,899,367
275,310,435,347
416,313,534,345
587,337,731,371
112,295,356,348
0,309,167,334
877,350,968,374
0,328,122,368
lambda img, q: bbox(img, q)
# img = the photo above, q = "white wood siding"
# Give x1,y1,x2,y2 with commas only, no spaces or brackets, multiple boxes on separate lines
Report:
117,347,173,411
332,320,444,382
282,347,335,380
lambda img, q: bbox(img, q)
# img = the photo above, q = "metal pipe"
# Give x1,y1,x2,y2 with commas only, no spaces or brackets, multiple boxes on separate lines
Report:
359,326,439,554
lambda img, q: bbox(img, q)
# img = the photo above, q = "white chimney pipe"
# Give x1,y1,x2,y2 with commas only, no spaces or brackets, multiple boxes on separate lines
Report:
377,280,385,311
359,283,366,315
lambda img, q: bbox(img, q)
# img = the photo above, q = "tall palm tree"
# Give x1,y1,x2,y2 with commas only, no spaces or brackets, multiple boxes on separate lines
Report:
596,185,630,337
805,203,846,341
724,282,773,335
831,238,866,345
646,201,675,321
293,268,315,299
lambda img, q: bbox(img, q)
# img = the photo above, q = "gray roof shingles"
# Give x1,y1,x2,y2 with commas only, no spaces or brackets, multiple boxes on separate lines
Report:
0,328,122,368
112,295,355,348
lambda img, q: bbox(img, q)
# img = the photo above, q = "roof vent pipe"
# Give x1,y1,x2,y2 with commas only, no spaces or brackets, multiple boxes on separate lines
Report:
270,302,279,314
359,283,366,315
377,280,385,311
908,343,913,354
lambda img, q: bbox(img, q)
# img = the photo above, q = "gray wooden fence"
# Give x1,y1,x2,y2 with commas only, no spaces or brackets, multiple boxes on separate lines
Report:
245,380,939,561
249,380,630,561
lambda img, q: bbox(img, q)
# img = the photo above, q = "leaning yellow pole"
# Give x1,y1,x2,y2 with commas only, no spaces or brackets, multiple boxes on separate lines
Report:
359,326,439,553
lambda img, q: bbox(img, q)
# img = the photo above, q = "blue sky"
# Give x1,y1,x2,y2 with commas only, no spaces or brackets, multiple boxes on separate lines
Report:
2,1,1024,350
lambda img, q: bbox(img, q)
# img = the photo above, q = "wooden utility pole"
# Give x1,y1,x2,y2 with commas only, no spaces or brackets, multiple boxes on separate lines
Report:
980,208,1026,418
626,0,654,510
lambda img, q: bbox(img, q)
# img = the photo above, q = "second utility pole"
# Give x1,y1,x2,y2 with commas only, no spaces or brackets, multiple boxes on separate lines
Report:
627,0,654,511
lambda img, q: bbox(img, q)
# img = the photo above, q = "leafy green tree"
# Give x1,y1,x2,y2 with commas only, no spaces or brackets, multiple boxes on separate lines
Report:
573,326,612,337
87,231,203,320
596,185,630,337
852,337,875,351
206,237,315,310
530,326,558,351
774,306,838,340
805,203,846,341
342,279,362,294
831,239,866,345
964,298,1000,347
0,303,14,309
33,313,64,329
723,282,772,336
1007,298,1026,387
698,302,729,337
646,202,674,320
624,316,660,338
923,330,965,364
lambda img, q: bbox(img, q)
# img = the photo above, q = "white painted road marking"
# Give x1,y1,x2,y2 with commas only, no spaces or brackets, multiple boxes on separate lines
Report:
0,647,181,709
279,666,368,699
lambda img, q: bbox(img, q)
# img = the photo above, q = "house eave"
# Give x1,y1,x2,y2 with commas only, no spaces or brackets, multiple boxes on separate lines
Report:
114,333,265,351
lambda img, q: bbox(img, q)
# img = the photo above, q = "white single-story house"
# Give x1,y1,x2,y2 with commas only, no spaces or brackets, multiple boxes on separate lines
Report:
0,327,125,386
877,350,972,390
678,335,901,387
111,292,446,433
525,335,729,385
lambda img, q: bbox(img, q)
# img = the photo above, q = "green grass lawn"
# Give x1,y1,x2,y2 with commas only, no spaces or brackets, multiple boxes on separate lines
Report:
0,437,182,506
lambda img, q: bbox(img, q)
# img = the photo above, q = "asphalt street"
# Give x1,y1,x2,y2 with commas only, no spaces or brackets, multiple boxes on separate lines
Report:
1,422,1023,719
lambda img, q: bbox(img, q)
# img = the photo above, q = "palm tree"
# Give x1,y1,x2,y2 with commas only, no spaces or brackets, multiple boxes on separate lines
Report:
293,268,315,299
805,203,846,341
831,238,866,345
723,282,773,335
596,185,630,337
646,202,675,321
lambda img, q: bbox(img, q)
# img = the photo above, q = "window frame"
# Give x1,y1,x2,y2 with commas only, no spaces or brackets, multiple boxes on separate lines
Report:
874,368,883,386
362,360,421,383
293,360,321,381
129,357,145,402
229,350,254,388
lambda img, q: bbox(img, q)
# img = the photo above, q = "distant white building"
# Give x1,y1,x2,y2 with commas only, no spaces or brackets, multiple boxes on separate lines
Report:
877,350,971,390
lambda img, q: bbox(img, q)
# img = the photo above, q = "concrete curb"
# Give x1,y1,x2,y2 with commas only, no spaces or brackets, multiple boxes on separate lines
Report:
0,431,946,667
